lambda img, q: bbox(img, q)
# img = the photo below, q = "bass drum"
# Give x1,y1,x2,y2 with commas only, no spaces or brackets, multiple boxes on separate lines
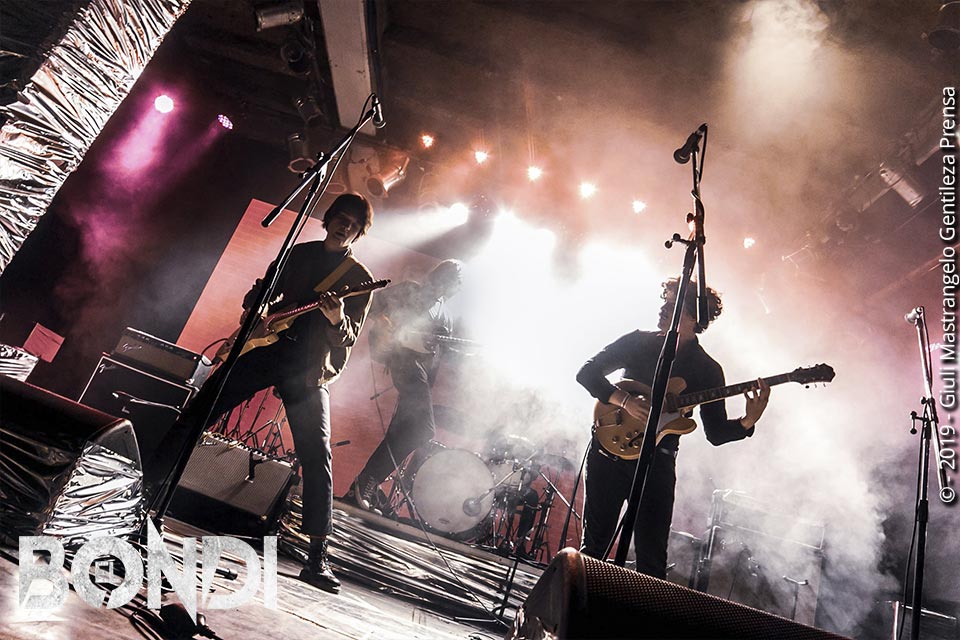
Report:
410,448,495,539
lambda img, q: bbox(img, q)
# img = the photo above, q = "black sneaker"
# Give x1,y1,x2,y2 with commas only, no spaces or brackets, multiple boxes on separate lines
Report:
298,539,341,594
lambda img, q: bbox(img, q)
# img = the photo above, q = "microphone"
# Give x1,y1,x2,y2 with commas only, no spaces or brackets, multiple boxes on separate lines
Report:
905,307,923,325
371,94,385,129
673,123,707,164
462,497,482,517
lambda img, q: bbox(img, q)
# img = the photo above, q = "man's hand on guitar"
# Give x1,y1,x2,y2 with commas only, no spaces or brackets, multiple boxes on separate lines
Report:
318,291,345,325
610,388,650,423
740,378,770,430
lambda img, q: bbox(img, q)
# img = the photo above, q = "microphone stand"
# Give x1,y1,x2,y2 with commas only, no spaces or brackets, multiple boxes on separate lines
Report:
144,97,382,537
609,127,708,567
904,306,951,640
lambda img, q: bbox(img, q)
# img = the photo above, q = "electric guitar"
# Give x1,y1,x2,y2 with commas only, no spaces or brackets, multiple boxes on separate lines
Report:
215,279,390,361
368,318,480,363
593,364,835,460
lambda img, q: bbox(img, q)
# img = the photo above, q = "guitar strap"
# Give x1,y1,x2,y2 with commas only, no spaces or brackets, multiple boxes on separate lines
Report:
313,255,359,294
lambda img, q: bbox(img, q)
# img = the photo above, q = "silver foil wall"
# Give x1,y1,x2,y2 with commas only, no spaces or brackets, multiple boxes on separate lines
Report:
0,0,192,272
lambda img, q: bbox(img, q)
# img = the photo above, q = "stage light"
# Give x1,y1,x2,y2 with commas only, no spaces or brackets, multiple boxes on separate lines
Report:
366,157,410,198
474,150,489,165
928,1,960,50
527,166,543,181
632,200,647,213
154,95,174,113
878,160,924,208
579,182,597,199
286,132,314,173
294,95,323,124
420,134,435,149
281,38,311,75
217,114,233,130
743,237,756,249
449,202,470,225
255,1,304,31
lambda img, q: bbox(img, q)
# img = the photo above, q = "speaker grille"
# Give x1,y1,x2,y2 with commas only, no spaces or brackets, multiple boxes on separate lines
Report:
579,553,847,639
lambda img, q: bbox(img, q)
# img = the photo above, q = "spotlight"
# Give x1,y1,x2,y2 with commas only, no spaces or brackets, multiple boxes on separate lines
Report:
286,132,314,173
928,1,960,51
631,199,647,213
578,182,597,199
154,95,174,113
294,95,323,124
217,114,234,130
255,1,304,32
474,150,489,164
527,166,543,181
280,38,311,75
366,157,410,198
420,134,435,149
449,202,470,224
743,237,756,249
879,160,923,208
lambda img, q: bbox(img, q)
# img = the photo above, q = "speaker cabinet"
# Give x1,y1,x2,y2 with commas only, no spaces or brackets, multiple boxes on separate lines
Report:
509,548,849,640
79,355,195,493
168,433,297,537
0,377,143,546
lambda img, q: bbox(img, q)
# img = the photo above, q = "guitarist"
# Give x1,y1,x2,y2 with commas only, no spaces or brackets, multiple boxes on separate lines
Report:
348,259,464,512
575,277,770,578
174,193,375,594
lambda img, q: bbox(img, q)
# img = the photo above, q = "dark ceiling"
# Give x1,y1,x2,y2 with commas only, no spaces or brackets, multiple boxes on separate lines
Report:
3,0,956,299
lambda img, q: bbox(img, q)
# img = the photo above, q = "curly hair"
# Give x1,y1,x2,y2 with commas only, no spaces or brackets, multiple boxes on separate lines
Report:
661,277,723,333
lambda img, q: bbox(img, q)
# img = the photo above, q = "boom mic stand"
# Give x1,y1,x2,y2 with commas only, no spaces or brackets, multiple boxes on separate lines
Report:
609,124,709,567
903,306,953,640
144,95,384,537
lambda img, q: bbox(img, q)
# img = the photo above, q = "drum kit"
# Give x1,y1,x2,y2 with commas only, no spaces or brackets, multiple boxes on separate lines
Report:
384,423,580,564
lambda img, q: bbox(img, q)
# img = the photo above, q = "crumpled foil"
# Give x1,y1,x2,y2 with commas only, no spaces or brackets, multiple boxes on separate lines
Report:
0,0,192,272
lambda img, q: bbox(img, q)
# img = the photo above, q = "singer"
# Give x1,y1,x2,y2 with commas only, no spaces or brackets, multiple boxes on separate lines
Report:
575,278,770,578
168,193,376,594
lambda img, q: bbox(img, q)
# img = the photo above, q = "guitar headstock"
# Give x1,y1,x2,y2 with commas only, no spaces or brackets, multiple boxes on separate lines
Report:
791,363,835,386
338,279,391,295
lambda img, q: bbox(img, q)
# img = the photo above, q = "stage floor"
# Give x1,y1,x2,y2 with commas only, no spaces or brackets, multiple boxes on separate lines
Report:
1,500,543,640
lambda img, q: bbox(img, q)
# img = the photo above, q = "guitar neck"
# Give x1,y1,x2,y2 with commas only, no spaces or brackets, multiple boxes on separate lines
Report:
269,289,368,323
676,372,794,410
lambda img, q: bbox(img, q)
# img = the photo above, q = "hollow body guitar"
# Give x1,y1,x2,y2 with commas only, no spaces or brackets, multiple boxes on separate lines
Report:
593,364,835,460
215,279,390,361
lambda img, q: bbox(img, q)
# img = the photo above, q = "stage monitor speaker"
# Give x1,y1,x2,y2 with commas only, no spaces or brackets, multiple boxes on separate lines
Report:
0,377,143,547
508,548,850,640
79,354,195,494
168,433,297,537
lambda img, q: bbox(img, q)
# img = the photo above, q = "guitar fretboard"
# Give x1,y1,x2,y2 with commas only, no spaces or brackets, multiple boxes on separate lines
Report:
675,373,794,409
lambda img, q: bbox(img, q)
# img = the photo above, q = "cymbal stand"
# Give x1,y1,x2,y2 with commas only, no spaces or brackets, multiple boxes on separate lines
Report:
526,481,556,563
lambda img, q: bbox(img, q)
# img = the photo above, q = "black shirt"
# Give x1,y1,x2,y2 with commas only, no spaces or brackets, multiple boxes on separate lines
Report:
576,330,754,449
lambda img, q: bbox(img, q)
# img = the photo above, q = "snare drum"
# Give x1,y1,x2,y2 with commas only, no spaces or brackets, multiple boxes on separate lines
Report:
410,448,495,538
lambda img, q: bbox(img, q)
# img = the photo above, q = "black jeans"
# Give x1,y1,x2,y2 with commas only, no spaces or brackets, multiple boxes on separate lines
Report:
581,438,677,578
360,355,435,483
170,338,334,536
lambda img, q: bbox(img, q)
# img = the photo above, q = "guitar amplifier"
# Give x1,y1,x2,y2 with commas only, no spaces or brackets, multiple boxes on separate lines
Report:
168,433,298,537
79,355,195,495
112,327,212,387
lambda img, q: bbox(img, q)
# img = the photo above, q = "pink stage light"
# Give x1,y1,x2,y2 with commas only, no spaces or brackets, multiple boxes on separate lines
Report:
154,95,174,113
474,150,489,164
217,114,234,130
527,166,543,181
